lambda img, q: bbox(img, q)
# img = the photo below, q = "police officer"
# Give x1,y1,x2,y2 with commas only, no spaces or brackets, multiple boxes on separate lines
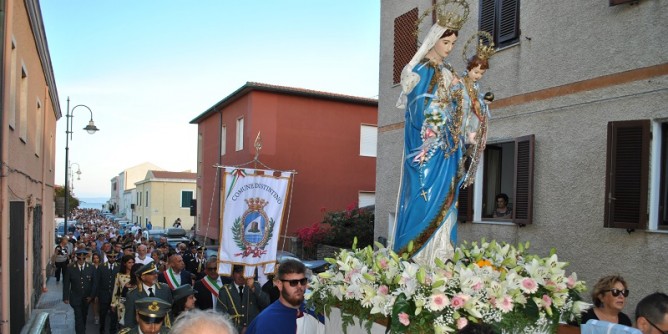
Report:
63,248,98,334
123,262,173,328
96,250,120,334
118,297,171,334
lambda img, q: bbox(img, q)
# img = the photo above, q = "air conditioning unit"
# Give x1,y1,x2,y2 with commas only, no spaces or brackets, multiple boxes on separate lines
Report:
131,204,135,209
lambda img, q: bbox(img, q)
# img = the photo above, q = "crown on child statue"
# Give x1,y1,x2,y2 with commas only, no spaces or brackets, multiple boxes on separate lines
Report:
463,31,496,64
435,0,470,31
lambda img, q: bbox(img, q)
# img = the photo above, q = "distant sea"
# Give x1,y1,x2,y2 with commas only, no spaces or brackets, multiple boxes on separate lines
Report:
79,197,107,211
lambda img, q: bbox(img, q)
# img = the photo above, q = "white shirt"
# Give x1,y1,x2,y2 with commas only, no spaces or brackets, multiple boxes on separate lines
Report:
135,255,153,265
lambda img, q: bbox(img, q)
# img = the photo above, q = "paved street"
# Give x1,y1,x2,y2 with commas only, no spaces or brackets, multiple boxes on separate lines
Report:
35,277,112,334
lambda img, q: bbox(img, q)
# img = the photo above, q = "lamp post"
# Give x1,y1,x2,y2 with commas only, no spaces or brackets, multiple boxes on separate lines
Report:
64,97,99,236
68,162,82,191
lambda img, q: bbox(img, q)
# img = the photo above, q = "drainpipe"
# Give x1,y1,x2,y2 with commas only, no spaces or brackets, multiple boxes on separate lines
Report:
0,0,10,332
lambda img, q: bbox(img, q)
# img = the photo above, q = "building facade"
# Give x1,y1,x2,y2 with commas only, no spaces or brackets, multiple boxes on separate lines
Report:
0,0,60,332
108,161,163,219
190,82,377,244
134,170,196,230
377,0,668,310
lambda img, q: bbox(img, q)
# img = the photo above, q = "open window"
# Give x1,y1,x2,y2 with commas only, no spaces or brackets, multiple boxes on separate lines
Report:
458,134,534,225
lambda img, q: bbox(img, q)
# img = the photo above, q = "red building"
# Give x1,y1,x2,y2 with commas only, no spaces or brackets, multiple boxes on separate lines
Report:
190,82,377,244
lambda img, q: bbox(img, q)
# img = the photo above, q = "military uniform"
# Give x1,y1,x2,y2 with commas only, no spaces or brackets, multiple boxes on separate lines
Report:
123,263,173,328
216,281,270,334
95,251,120,334
117,297,171,334
63,249,98,334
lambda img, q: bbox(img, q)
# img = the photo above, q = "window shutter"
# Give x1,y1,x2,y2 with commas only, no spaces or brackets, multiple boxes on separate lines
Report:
393,8,418,85
497,0,520,47
479,0,496,43
604,120,650,229
512,134,534,225
609,0,637,6
457,186,473,223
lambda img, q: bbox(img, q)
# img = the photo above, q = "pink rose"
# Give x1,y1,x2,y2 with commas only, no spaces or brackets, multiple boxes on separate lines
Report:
456,317,468,329
398,312,410,326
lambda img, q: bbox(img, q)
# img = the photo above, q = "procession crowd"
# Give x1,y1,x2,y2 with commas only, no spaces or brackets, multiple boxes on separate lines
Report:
54,208,322,334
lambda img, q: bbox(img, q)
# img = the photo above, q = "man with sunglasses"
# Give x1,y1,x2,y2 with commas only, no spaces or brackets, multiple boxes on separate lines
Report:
635,292,668,334
63,248,98,334
216,265,270,333
194,257,231,310
246,259,325,334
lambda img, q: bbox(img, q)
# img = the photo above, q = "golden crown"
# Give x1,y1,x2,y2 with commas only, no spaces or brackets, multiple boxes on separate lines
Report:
462,31,496,64
245,197,268,211
435,0,469,30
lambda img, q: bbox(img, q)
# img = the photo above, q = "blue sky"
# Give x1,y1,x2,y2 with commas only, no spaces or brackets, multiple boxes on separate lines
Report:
41,1,380,199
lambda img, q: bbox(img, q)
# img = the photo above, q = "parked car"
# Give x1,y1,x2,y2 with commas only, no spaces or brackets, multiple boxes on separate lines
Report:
203,245,328,273
146,229,166,241
165,227,190,249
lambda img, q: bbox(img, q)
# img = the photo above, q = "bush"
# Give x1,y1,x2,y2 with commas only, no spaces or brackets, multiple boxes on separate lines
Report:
321,203,374,249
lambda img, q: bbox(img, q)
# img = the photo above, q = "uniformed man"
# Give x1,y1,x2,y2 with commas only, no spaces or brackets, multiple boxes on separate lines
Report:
63,248,98,334
185,246,206,280
216,265,270,334
118,297,171,334
123,262,173,328
96,250,120,334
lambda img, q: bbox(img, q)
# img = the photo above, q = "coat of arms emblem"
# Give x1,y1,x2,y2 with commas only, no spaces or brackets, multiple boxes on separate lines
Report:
232,197,275,257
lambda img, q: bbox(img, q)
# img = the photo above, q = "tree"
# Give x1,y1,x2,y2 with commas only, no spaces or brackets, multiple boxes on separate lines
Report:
54,185,79,217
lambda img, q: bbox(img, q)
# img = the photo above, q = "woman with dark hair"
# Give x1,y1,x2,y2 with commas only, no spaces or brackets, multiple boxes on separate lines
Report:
91,252,102,325
172,284,197,319
392,0,470,266
580,275,632,326
492,193,512,218
111,254,136,326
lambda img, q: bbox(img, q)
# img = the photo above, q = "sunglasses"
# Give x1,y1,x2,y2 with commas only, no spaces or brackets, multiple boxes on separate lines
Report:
644,317,668,334
605,288,629,297
206,267,217,271
280,278,308,287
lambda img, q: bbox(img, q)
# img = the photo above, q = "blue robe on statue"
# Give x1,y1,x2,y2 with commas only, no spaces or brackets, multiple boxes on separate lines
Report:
393,59,465,265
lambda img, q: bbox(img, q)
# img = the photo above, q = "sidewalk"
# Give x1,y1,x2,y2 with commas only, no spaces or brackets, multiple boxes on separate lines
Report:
34,278,75,333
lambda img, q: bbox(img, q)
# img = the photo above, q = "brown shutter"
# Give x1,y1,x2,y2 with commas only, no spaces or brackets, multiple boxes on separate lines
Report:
498,0,520,47
659,123,668,230
458,186,473,223
512,134,534,225
604,120,650,229
609,0,638,6
393,8,418,85
479,0,496,44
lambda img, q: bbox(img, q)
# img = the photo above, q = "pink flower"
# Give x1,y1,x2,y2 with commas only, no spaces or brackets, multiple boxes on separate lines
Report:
378,285,389,296
429,293,449,311
542,294,552,308
398,312,410,326
456,317,468,330
567,275,577,288
521,278,538,293
496,295,514,313
378,258,389,270
451,295,465,309
472,281,483,291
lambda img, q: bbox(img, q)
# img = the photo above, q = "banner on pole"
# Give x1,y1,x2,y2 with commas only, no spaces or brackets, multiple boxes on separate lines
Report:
217,167,293,278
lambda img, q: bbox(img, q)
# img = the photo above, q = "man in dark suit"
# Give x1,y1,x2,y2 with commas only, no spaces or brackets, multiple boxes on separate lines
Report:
63,248,98,334
158,254,193,289
123,262,173,329
216,265,270,334
118,297,171,334
194,258,231,310
95,250,119,334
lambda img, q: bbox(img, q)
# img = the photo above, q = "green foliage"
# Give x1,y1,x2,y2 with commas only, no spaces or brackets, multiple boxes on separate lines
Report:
54,185,79,217
321,204,374,249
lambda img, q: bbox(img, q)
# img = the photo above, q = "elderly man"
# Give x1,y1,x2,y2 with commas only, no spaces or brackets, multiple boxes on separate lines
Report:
194,258,231,310
170,309,237,334
135,244,152,265
158,254,192,289
635,292,668,334
123,263,173,328
118,297,171,334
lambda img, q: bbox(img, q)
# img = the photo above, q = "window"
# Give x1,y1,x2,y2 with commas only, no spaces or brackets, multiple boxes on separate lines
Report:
479,0,520,48
393,8,418,84
604,120,667,231
137,192,142,206
359,191,376,207
236,117,244,151
145,191,149,207
221,125,227,156
360,125,378,157
19,66,28,142
181,190,194,208
459,135,534,225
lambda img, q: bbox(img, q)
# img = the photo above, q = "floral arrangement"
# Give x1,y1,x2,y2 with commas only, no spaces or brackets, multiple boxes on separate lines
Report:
306,239,589,334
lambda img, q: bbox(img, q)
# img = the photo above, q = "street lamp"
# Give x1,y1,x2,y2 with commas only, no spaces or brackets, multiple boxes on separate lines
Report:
69,162,82,191
64,97,99,236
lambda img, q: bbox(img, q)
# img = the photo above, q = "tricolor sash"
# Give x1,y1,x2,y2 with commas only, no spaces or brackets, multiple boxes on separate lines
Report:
163,268,180,289
201,276,221,298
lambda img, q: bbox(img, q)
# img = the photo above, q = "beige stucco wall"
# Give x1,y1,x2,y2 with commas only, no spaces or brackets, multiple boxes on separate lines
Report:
136,178,196,230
